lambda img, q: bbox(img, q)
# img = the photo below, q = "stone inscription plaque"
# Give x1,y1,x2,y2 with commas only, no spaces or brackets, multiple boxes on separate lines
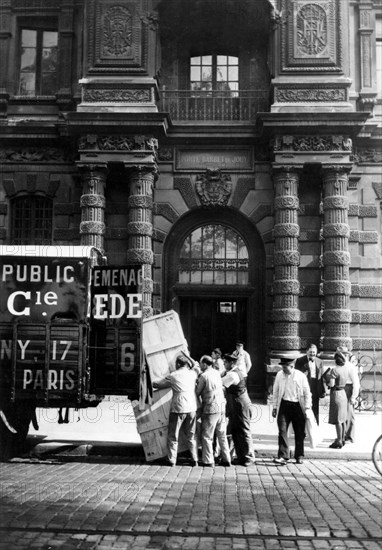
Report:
176,149,253,171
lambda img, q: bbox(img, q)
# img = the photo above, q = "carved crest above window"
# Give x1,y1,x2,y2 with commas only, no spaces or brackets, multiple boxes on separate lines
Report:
296,3,327,56
280,0,342,72
87,0,147,74
195,169,232,207
102,5,132,57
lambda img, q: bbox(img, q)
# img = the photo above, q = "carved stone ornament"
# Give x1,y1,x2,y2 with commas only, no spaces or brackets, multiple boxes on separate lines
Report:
281,0,342,72
87,0,146,73
79,134,158,152
0,148,71,162
102,5,132,58
296,3,327,56
195,169,232,207
275,87,346,102
83,88,151,103
353,148,382,164
274,135,352,152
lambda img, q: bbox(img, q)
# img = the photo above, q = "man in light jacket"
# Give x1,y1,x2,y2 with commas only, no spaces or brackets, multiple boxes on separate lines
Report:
272,356,312,465
153,354,200,467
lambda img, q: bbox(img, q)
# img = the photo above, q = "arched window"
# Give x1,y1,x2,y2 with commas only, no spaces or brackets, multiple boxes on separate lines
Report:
11,195,53,244
178,224,249,285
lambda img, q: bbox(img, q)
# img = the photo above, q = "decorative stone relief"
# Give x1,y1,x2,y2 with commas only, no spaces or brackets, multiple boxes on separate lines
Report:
275,87,346,102
195,169,232,207
0,148,72,162
158,148,174,161
87,0,148,73
296,3,327,56
83,89,151,103
280,0,342,72
102,5,132,57
79,134,158,153
353,148,382,163
274,135,352,152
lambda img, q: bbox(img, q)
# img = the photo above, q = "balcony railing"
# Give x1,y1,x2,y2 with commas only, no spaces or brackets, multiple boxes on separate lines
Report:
159,90,269,122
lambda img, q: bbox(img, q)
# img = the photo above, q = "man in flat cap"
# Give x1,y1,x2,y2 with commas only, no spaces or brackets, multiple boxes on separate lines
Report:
222,353,255,466
231,341,252,380
272,356,312,465
196,355,231,467
153,353,200,466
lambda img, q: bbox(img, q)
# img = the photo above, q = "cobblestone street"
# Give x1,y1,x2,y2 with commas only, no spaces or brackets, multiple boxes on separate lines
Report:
1,456,381,549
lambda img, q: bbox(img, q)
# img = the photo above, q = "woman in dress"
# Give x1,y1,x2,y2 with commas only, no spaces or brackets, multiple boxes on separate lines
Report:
325,351,350,449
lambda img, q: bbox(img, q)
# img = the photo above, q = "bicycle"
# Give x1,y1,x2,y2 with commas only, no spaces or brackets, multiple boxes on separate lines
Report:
372,434,382,476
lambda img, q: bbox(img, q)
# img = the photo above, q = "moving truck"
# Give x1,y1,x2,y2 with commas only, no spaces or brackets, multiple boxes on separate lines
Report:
0,245,143,460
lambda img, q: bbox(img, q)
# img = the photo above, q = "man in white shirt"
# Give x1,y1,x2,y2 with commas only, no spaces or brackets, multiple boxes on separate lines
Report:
272,357,312,465
232,341,252,379
153,354,199,467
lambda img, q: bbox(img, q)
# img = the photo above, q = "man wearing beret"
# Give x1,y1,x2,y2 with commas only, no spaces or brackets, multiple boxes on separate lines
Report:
272,357,312,465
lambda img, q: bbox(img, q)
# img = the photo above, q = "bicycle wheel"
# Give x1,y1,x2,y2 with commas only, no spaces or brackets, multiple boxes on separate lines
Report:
372,434,382,476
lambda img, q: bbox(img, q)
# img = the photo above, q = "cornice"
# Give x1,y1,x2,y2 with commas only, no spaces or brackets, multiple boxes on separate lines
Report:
257,111,370,138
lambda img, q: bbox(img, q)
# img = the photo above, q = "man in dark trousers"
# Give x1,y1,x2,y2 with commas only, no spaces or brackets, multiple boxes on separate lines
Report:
222,353,255,467
295,344,324,424
272,356,312,465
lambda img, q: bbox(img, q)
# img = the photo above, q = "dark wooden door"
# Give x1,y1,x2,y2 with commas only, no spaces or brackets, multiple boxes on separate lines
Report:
179,298,247,360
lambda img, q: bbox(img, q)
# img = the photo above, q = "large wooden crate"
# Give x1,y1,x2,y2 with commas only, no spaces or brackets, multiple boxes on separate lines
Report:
133,310,190,461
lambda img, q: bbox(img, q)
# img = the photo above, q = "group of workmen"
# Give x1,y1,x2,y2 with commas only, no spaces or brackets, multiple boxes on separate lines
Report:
153,342,360,467
153,342,254,467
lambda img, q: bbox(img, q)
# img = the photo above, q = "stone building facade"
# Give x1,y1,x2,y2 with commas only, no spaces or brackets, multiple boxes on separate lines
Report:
0,0,381,397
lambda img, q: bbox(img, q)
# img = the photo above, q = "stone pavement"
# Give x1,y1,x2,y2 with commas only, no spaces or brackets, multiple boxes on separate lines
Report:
26,398,382,461
0,455,381,549
1,398,381,549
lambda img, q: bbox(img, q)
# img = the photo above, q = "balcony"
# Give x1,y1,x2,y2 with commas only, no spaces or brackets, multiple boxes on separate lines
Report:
159,90,269,123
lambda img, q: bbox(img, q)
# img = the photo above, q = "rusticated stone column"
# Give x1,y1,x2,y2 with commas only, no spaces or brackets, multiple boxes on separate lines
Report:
127,165,157,318
321,165,352,352
271,166,301,353
77,163,108,252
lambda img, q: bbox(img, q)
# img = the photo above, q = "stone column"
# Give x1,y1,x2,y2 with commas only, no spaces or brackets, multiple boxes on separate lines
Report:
0,0,11,116
77,163,108,252
127,165,156,318
321,165,352,352
271,166,301,354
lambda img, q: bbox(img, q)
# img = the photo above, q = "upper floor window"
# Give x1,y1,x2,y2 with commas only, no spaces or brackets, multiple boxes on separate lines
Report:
18,28,58,96
179,224,249,285
190,55,239,96
376,18,382,97
11,195,53,245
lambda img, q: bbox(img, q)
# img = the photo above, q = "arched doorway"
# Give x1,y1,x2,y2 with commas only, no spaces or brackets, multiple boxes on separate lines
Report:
163,208,266,396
